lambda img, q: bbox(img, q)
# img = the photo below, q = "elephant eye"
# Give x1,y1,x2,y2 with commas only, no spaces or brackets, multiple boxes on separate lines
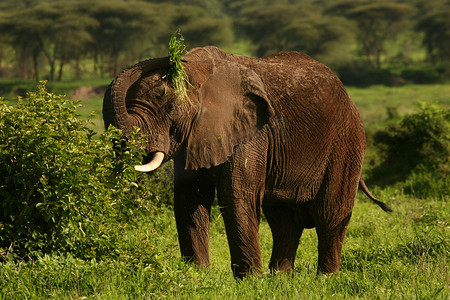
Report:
165,102,174,113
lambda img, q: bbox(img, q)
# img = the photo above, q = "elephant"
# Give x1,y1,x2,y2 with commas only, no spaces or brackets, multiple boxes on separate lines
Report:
103,46,391,278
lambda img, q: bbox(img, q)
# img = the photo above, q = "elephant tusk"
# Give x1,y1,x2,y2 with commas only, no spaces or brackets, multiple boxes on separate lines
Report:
134,152,165,172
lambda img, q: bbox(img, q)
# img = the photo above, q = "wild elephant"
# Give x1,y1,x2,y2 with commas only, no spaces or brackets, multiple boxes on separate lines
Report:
103,46,391,278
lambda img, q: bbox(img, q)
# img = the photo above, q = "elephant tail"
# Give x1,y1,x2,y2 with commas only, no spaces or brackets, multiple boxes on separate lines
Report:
359,177,393,212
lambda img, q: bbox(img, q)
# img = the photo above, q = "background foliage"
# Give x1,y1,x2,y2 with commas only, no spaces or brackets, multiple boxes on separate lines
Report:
0,82,156,260
370,102,449,198
0,0,449,85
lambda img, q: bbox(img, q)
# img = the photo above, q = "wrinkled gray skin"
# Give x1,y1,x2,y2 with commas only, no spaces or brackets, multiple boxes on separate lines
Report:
103,46,391,279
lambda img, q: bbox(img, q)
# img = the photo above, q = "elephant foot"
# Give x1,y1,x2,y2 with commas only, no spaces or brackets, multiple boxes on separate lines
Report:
269,258,296,276
232,263,264,279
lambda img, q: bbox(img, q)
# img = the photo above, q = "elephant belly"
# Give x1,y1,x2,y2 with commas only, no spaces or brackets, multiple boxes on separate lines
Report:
262,197,316,229
292,204,315,228
263,184,319,206
264,154,329,205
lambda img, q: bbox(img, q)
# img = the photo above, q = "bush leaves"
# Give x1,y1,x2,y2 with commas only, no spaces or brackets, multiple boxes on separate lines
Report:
0,82,151,260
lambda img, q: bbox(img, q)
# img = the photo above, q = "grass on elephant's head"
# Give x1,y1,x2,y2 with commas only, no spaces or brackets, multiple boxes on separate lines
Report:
167,29,190,105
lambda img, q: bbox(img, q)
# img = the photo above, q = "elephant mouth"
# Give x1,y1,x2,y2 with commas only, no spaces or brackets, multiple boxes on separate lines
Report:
134,151,165,172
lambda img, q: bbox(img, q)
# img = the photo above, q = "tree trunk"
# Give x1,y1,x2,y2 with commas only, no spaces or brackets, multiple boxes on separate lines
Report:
40,37,57,81
32,49,40,80
15,50,26,80
57,60,65,81
49,62,55,81
74,57,81,80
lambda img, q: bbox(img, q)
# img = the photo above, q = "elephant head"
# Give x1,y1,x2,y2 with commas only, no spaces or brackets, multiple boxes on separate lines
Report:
103,47,274,171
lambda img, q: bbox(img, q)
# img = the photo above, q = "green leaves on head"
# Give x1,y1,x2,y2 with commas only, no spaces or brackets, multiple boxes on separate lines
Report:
167,29,190,104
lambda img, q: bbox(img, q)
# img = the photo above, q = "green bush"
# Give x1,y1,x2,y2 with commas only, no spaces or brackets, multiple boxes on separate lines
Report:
141,161,174,207
336,63,393,86
336,64,448,86
0,82,153,260
399,66,444,84
370,102,449,198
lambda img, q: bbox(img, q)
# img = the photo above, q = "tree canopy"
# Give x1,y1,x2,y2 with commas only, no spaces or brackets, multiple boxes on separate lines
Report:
0,0,448,81
0,0,233,79
326,0,416,68
416,0,450,64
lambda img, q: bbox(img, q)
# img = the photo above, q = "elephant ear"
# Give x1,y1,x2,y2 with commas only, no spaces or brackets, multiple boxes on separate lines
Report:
185,63,274,170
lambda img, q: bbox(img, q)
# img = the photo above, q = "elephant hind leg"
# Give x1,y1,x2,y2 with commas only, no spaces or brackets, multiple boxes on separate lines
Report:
310,161,359,274
314,214,351,274
262,205,303,275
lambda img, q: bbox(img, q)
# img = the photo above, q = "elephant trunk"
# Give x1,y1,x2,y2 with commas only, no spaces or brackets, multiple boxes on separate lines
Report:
103,57,172,134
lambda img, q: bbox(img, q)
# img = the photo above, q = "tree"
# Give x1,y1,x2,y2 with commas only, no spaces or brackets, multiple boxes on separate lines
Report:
235,2,350,58
0,0,41,11
165,4,233,50
54,13,98,80
415,0,450,64
0,11,43,80
0,0,235,80
327,0,416,68
0,1,97,81
144,0,225,17
83,1,163,77
32,2,98,81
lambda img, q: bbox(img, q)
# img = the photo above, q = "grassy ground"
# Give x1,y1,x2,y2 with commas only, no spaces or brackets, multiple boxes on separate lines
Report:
1,82,449,299
0,193,448,299
348,84,450,131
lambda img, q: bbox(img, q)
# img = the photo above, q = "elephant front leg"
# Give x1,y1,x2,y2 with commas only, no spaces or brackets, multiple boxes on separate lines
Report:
219,194,264,278
174,157,215,268
216,147,267,278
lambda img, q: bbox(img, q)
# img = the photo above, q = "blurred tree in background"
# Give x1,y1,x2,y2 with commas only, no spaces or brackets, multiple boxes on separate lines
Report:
415,0,450,64
0,0,233,80
0,0,448,83
326,1,416,69
235,1,351,60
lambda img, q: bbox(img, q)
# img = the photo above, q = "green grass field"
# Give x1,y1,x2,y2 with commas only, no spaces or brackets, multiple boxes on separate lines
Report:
348,84,450,131
1,82,449,299
1,194,448,299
